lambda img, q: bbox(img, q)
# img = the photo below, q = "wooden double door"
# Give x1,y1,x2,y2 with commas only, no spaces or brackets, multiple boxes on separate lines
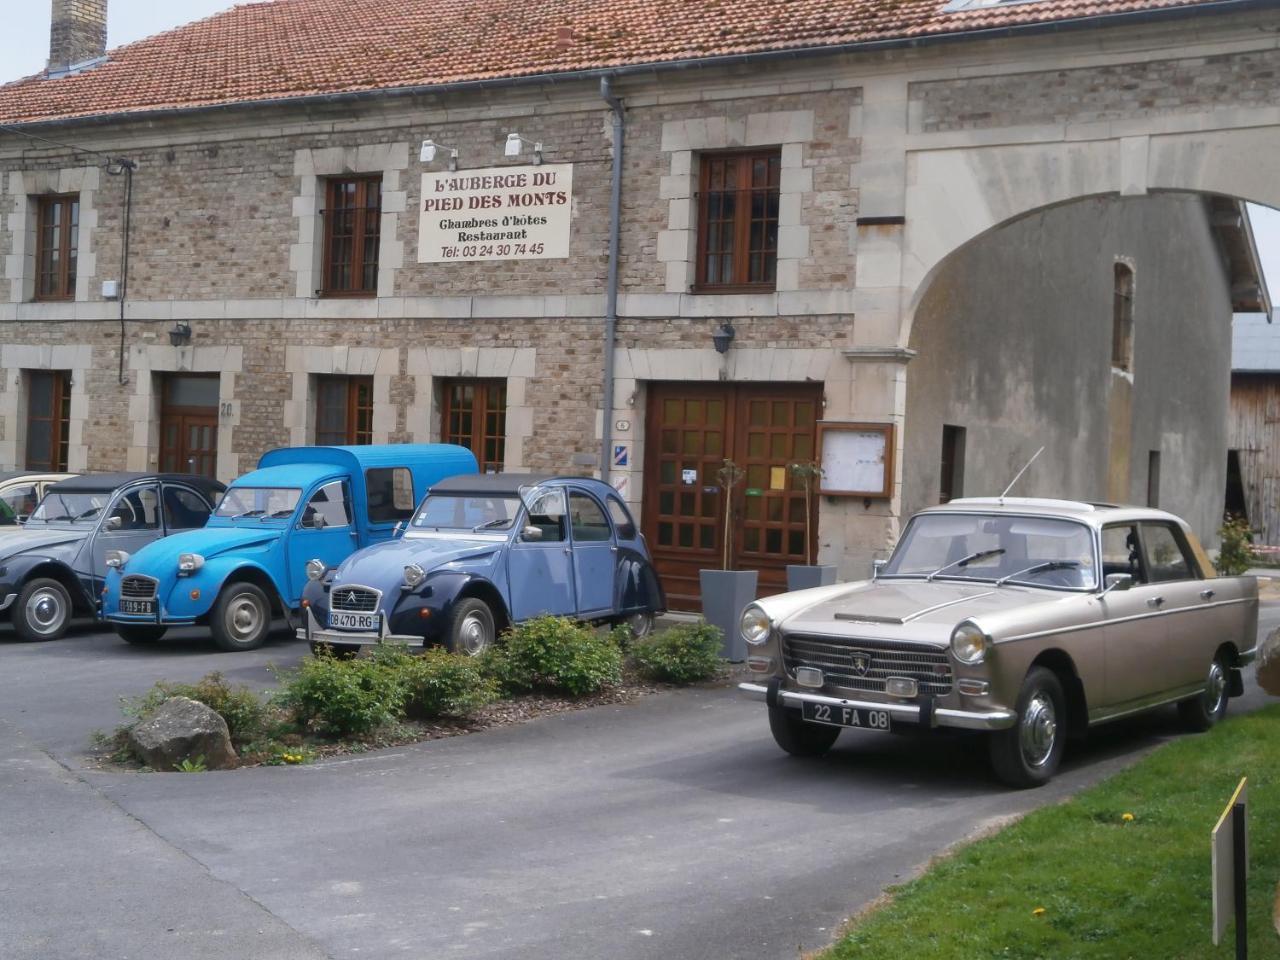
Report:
642,382,821,611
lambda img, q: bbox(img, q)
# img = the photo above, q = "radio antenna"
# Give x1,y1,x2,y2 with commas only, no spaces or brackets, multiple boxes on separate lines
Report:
1000,446,1045,500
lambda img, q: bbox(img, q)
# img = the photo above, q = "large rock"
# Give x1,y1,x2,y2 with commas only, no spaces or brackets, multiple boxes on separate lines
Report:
127,696,238,771
1257,628,1280,697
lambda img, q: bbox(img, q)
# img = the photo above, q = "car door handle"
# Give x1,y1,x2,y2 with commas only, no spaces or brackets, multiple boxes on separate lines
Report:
1200,589,1216,601
1147,596,1165,609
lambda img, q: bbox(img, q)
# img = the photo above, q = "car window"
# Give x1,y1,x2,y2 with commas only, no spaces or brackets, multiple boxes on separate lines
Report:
163,485,213,530
109,486,161,531
606,496,637,540
0,483,38,519
522,487,566,543
366,467,415,524
1140,522,1195,582
301,481,352,529
1101,524,1145,583
569,491,611,542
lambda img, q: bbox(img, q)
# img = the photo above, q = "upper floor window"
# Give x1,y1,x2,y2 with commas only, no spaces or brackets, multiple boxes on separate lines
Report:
315,375,373,445
441,378,506,473
696,151,780,291
1112,262,1134,372
322,177,381,296
26,370,71,472
36,194,79,301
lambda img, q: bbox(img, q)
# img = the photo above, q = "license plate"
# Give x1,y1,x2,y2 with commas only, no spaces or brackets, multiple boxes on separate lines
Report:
329,610,380,631
120,598,155,615
802,701,892,732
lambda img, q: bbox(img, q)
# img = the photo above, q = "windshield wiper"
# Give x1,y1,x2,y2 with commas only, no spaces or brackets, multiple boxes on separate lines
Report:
471,518,512,531
227,509,265,519
263,509,295,520
926,548,1006,582
995,560,1080,587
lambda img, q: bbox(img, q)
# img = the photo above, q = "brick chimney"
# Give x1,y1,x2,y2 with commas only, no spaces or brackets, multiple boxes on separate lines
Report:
48,0,107,74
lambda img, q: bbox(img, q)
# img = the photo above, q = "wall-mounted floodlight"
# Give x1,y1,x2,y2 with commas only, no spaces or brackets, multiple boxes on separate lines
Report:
504,133,544,165
420,139,459,171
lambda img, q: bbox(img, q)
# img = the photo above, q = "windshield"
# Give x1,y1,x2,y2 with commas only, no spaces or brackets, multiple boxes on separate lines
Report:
881,513,1097,590
214,487,303,520
29,491,110,526
411,494,521,532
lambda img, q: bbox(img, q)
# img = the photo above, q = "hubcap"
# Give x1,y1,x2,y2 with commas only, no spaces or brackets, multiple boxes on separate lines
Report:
628,612,654,639
1206,661,1227,715
226,595,263,642
26,588,67,636
457,613,491,656
1020,692,1058,769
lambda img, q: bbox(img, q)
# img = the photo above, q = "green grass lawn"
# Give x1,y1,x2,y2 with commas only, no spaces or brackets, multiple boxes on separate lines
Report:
823,705,1280,960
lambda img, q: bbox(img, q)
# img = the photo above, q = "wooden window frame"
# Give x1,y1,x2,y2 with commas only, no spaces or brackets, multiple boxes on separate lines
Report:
315,375,374,446
25,370,72,472
35,194,79,302
694,150,781,293
441,378,507,473
320,176,381,297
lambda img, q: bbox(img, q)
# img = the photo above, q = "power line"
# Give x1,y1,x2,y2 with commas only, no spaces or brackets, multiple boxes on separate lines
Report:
0,122,120,165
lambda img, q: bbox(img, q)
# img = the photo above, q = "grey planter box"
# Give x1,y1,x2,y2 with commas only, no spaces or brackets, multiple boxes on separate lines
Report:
699,569,758,662
786,564,838,592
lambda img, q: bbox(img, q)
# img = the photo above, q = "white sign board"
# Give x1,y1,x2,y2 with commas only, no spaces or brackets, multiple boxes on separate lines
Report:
418,163,573,263
819,426,890,497
1211,777,1248,946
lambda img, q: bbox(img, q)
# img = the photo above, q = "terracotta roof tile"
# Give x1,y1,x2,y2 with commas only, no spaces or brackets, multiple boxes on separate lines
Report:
0,0,1230,125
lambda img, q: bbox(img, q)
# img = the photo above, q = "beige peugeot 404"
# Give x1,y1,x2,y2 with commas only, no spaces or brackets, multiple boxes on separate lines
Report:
738,498,1259,787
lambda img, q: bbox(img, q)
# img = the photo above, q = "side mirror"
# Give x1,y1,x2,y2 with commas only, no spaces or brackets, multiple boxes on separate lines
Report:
1102,573,1134,595
393,521,405,538
311,513,328,530
105,515,123,532
522,525,544,542
16,514,28,525
871,559,887,579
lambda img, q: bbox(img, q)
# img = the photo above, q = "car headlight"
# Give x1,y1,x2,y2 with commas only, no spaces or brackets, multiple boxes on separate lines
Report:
740,604,772,645
950,621,990,664
177,553,205,574
105,550,129,570
403,563,426,588
305,558,327,582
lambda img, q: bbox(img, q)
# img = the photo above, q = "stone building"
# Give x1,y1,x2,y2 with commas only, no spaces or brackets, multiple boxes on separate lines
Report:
0,0,1274,607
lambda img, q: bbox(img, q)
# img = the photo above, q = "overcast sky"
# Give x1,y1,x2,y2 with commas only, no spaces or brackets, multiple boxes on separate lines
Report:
4,0,1280,314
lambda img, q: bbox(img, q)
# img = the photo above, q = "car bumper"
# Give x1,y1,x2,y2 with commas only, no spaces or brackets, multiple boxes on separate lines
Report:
737,681,1018,731
297,607,426,649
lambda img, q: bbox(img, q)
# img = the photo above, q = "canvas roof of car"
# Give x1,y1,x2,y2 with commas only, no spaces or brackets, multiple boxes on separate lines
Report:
48,473,225,498
428,473,560,496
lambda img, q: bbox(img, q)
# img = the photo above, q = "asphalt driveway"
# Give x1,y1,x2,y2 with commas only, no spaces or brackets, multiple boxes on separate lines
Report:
2,610,1276,960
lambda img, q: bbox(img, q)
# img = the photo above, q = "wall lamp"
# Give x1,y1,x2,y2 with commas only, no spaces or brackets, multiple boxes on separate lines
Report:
504,133,543,164
168,322,192,347
712,322,736,354
420,139,459,171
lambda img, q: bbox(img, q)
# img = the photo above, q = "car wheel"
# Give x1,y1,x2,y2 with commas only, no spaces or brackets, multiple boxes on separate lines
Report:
211,582,272,652
115,624,168,645
768,704,841,757
446,598,496,657
13,578,72,642
1177,655,1230,732
989,666,1066,789
624,611,656,640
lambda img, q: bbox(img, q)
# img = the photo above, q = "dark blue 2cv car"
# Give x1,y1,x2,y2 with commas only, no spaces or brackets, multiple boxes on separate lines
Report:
299,474,666,654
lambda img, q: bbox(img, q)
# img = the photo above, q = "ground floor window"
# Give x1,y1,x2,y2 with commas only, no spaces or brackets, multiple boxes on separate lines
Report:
159,374,219,478
315,375,373,446
441,378,506,473
940,424,966,504
25,370,71,472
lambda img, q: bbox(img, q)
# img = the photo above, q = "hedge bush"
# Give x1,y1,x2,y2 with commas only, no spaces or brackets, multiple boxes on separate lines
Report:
487,615,623,697
630,623,723,684
395,647,500,719
275,651,405,736
126,672,268,749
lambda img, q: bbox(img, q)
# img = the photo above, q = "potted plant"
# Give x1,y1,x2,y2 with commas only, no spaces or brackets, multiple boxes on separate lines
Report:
699,459,757,662
785,460,837,591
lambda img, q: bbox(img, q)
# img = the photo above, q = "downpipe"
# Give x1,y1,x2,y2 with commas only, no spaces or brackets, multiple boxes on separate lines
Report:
599,76,624,481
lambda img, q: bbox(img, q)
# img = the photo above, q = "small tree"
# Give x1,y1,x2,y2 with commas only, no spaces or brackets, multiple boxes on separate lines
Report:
1216,515,1255,576
716,459,746,570
789,460,823,563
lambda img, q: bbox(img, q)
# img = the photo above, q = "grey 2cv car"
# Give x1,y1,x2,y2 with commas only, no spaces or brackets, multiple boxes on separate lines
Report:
738,497,1259,787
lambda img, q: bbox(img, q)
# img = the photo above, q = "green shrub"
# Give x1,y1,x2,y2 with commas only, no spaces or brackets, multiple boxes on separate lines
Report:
275,651,405,736
1216,515,1255,576
630,623,723,684
125,672,268,749
399,648,499,718
488,615,623,697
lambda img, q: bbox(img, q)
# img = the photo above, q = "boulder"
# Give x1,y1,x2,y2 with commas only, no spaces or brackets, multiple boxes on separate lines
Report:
127,696,238,771
1257,628,1280,698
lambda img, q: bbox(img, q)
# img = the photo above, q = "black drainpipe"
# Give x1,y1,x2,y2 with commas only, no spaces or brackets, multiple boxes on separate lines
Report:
106,158,136,384
599,75,624,480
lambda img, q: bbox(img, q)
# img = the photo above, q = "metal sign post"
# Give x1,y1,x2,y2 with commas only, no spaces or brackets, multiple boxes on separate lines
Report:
1212,777,1249,958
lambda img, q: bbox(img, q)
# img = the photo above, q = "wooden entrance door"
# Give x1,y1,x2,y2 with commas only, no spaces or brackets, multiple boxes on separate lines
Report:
643,383,821,610
159,375,219,478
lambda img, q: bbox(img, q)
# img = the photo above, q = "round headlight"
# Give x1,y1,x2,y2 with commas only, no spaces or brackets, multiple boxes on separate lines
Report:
177,553,204,574
740,604,772,646
951,621,989,664
403,563,426,588
305,558,327,582
105,549,130,570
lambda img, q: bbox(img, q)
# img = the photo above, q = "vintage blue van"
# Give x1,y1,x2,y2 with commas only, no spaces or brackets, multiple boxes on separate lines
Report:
102,444,477,650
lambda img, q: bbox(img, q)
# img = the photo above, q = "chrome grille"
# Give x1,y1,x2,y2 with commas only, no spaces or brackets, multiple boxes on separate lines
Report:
120,575,158,600
782,633,953,697
329,586,380,613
